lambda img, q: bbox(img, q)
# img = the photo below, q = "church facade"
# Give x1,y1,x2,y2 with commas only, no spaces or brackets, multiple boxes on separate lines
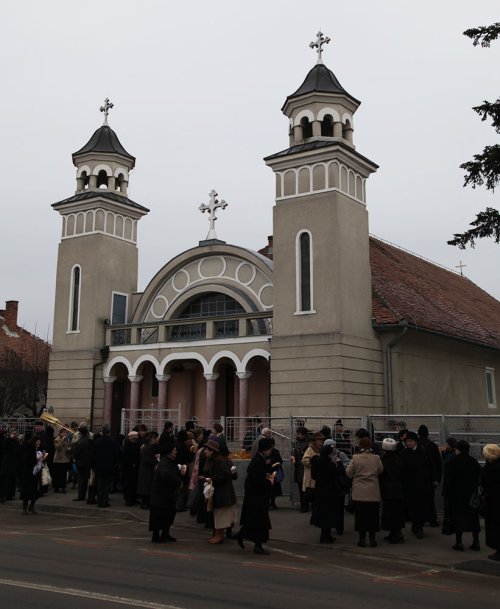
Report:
46,36,500,433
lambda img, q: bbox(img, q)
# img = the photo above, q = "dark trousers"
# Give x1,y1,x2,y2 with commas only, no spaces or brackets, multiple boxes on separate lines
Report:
76,466,89,500
96,473,113,507
52,463,69,490
0,474,17,500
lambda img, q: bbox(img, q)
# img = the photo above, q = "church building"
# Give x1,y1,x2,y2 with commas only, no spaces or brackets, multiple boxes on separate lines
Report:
46,35,500,434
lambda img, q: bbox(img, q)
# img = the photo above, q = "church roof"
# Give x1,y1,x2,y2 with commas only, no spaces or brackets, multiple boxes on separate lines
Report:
72,125,135,164
370,236,500,350
51,190,149,212
284,63,360,106
264,140,378,168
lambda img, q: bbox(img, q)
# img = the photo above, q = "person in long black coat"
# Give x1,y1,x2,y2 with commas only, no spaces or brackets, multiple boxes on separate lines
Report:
480,444,500,561
400,431,438,539
90,425,121,508
443,440,481,551
149,440,186,543
417,425,443,526
0,430,21,502
121,431,141,506
237,437,274,555
379,438,405,543
19,433,40,514
137,433,159,509
310,444,339,543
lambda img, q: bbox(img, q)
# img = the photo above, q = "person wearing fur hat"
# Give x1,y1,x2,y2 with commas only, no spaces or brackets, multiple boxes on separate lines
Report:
400,431,439,539
121,431,141,506
149,441,187,543
323,438,350,535
203,439,237,544
379,437,405,544
443,440,481,552
480,444,500,561
237,437,274,555
346,437,383,548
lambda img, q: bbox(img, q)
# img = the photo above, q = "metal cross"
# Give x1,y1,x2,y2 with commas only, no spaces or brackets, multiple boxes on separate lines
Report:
100,98,114,126
198,189,228,240
456,260,467,276
309,31,331,64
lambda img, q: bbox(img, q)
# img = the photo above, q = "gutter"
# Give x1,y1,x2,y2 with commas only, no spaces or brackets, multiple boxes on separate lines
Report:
377,322,408,414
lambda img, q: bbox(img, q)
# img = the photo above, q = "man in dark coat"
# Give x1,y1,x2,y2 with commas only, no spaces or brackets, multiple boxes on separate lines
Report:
237,437,274,555
310,443,340,543
90,424,120,508
292,427,309,512
121,431,141,506
400,431,438,539
0,430,21,502
480,444,500,561
418,425,443,526
380,438,405,543
443,440,481,551
149,440,186,543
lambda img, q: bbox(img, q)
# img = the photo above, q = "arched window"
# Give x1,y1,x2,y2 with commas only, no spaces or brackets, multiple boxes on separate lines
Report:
97,170,108,189
178,292,245,319
296,231,313,312
81,171,89,190
116,173,125,191
321,114,334,137
300,117,313,139
69,265,81,332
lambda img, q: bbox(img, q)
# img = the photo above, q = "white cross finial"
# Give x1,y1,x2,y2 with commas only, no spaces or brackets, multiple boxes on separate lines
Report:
456,260,467,276
100,98,114,126
309,31,330,64
198,189,228,240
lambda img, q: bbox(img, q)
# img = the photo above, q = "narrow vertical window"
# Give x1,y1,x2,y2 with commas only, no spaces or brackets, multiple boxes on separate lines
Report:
112,292,127,324
296,231,313,313
486,368,497,408
69,265,81,332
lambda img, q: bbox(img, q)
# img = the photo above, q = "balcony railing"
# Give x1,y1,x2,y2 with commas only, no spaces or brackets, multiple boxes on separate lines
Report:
108,312,272,347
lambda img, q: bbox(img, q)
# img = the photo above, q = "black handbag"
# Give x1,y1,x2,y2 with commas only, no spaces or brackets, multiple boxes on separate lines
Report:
469,487,488,517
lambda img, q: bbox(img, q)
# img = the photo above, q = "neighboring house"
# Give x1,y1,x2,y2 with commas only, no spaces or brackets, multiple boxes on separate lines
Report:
0,301,51,416
46,41,500,432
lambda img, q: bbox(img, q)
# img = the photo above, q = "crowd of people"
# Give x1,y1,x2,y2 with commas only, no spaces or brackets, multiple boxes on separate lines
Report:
1,419,499,561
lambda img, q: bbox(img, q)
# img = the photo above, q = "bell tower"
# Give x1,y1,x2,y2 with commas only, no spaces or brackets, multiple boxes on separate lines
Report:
47,100,149,422
265,34,384,416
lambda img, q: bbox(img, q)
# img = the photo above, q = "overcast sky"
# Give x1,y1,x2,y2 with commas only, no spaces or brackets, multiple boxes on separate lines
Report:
1,0,499,340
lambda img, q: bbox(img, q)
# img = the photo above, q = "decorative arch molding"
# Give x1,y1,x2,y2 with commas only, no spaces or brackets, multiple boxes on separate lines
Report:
131,354,161,376
317,107,341,122
341,112,353,126
76,165,91,178
61,208,138,243
294,109,315,126
104,355,133,377
135,245,273,324
159,352,209,375
114,167,129,179
92,164,113,176
240,349,271,372
208,350,241,374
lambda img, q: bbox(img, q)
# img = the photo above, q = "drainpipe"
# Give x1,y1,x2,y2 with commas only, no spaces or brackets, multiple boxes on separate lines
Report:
385,323,408,415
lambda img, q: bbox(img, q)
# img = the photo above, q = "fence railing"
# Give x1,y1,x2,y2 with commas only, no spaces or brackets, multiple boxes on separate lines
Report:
119,407,181,436
0,417,41,437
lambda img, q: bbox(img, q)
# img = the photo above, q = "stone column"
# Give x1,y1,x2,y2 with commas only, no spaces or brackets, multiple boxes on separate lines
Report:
128,375,143,429
312,120,321,137
156,374,171,411
293,125,303,144
333,121,343,138
203,373,219,426
236,371,252,441
102,376,116,426
108,176,116,191
183,363,197,422
89,174,97,189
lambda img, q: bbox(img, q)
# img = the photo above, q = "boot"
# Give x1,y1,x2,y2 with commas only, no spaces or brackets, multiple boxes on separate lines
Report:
488,551,500,561
160,530,176,542
208,529,224,544
357,532,366,548
254,543,269,555
369,532,377,548
151,531,162,543
453,533,464,551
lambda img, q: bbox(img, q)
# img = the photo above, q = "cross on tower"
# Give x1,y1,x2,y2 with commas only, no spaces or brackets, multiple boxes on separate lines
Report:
309,31,331,64
198,189,228,240
456,260,467,276
100,98,114,126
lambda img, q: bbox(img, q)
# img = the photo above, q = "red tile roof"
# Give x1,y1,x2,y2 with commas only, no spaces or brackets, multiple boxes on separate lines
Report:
370,236,500,350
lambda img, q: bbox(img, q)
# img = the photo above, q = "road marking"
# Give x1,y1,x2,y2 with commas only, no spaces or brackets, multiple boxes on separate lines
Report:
268,547,309,559
56,539,104,548
0,578,185,609
243,562,311,574
47,521,125,531
140,549,198,560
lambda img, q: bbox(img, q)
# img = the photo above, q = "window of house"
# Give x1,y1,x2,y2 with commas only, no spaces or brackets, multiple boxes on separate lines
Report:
112,293,127,325
296,231,313,313
68,265,81,332
486,367,497,408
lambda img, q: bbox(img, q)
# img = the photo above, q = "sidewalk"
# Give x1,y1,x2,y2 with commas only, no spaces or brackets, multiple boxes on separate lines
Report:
5,487,500,578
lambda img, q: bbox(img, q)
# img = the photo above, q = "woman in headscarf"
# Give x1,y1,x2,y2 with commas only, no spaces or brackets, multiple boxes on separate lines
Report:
347,436,383,547
237,437,274,555
137,431,159,509
480,444,500,561
379,437,405,544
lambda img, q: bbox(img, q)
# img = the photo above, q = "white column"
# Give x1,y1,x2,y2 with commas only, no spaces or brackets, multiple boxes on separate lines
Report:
156,374,171,411
236,371,252,441
128,374,143,429
102,376,116,426
203,373,219,426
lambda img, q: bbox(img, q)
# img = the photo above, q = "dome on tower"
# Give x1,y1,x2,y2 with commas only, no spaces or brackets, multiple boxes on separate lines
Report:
285,63,359,105
72,125,135,167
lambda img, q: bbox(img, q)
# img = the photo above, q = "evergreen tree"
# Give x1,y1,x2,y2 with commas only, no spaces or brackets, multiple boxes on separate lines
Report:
448,23,500,249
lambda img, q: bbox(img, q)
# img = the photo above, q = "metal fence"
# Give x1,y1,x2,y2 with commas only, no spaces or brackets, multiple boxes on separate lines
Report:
0,417,40,437
119,407,181,436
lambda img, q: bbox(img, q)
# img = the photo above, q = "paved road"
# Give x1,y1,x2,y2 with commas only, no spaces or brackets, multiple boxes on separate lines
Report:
1,508,499,609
